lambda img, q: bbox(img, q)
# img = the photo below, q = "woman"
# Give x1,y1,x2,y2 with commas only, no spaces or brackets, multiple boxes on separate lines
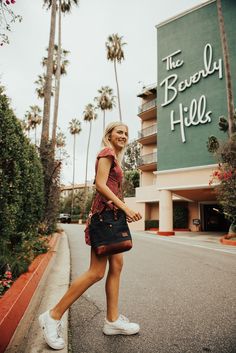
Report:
39,122,142,350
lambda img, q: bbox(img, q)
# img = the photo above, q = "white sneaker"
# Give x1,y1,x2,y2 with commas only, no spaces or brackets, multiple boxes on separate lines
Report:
38,310,65,350
103,314,140,335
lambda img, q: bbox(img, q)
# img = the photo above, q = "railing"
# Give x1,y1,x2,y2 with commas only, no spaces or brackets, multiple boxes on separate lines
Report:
138,124,157,139
137,152,157,167
138,98,157,114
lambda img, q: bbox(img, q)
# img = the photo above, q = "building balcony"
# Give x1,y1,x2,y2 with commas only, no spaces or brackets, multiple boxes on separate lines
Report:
135,184,160,203
137,152,157,171
138,98,157,120
137,83,157,98
138,124,157,145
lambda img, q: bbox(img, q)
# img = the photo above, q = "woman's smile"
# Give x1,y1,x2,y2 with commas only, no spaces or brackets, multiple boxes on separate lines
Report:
109,126,128,150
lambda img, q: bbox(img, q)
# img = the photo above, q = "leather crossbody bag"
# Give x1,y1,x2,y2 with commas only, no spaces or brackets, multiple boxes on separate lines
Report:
89,204,132,256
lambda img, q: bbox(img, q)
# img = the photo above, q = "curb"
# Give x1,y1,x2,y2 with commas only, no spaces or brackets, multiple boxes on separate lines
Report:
0,233,61,353
157,231,175,236
146,228,190,232
220,236,236,246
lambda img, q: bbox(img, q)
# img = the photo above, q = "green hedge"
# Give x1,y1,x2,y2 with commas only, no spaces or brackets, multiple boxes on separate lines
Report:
0,87,45,278
145,220,159,230
173,205,189,228
145,205,189,230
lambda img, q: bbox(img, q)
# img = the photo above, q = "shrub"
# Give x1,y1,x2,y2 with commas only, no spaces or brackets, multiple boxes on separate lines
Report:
123,170,140,197
145,220,159,230
207,110,236,233
0,269,13,297
0,86,45,281
173,205,189,229
60,187,95,220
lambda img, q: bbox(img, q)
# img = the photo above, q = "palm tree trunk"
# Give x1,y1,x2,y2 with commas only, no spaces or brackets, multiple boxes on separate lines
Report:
114,60,122,122
35,127,37,146
52,1,62,153
40,0,57,151
103,110,105,131
84,120,92,212
71,133,76,215
217,0,234,137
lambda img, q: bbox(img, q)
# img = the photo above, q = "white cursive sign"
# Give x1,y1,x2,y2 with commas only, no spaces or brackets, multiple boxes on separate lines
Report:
160,43,223,143
170,95,212,143
162,49,184,71
160,43,223,107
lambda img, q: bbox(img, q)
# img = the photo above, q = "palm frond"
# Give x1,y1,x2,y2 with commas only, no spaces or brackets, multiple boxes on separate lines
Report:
105,33,126,63
83,103,97,122
69,118,82,135
95,86,116,111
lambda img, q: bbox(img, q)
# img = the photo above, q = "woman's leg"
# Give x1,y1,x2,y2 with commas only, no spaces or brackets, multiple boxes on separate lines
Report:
103,253,140,336
50,248,108,320
105,253,123,322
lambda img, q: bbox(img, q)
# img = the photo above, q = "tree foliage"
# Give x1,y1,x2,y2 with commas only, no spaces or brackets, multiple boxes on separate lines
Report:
94,86,116,130
122,141,141,197
60,187,95,220
122,140,141,171
105,33,126,121
207,110,236,234
0,0,22,46
0,86,45,278
123,170,139,197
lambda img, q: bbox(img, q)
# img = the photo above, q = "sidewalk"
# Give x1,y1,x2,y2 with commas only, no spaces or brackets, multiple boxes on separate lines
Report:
5,232,70,353
146,230,225,244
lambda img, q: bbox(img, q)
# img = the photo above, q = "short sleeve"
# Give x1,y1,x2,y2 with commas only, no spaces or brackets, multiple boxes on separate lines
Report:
97,147,116,166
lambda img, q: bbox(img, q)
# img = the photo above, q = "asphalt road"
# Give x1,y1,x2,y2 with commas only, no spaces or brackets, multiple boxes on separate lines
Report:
62,224,236,353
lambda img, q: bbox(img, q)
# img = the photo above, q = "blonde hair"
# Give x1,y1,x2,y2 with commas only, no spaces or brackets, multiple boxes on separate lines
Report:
100,121,129,163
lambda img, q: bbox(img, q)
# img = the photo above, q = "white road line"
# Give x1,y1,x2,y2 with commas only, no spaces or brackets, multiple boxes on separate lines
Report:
134,233,236,255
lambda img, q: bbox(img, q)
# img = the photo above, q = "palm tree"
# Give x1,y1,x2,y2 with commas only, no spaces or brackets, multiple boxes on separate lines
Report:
69,118,81,215
25,105,42,145
39,0,79,230
42,44,70,151
42,45,69,76
105,34,126,122
52,0,79,153
43,0,78,154
217,0,234,137
83,103,97,209
40,0,57,151
56,131,66,148
94,86,116,130
56,130,66,160
35,74,54,99
21,119,31,138
216,0,236,236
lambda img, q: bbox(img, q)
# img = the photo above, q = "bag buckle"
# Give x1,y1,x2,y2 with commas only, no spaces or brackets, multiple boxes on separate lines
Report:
114,208,118,221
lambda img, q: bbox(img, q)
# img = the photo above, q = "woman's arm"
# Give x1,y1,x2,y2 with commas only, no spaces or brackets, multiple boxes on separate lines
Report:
95,157,142,222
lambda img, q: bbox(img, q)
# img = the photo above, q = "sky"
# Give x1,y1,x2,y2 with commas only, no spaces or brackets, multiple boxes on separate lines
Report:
0,0,206,185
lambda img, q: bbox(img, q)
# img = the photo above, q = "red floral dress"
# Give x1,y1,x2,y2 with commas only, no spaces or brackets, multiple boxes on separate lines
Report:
84,147,124,245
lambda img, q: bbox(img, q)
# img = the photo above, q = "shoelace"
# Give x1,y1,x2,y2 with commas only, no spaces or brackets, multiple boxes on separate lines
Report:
56,321,63,338
119,314,129,323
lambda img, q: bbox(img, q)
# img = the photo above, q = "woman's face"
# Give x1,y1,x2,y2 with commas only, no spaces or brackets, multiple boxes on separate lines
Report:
109,125,128,150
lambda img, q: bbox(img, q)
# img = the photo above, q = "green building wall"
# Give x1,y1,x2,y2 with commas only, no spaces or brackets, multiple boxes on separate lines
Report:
156,0,236,171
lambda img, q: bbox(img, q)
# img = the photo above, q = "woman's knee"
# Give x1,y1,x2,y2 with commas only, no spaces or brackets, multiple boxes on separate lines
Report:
109,255,123,274
88,269,105,283
88,249,107,282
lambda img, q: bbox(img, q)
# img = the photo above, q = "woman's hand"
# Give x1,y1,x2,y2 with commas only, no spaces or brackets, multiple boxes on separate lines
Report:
95,157,143,222
123,206,142,223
